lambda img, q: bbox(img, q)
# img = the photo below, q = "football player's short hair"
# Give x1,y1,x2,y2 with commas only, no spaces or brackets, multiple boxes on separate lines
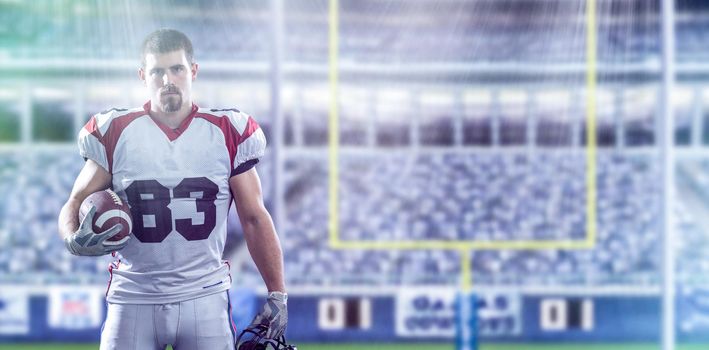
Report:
141,28,194,67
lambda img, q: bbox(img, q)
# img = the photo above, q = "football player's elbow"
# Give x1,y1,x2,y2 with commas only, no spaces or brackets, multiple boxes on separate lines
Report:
240,211,269,232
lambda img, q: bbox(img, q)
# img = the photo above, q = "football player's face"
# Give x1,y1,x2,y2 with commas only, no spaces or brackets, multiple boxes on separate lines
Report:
140,49,197,113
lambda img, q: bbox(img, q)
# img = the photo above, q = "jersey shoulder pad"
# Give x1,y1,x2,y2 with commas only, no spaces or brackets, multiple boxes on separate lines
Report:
200,107,256,135
91,107,144,135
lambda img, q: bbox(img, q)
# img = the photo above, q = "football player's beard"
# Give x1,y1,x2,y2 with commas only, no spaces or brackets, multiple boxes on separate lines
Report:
161,93,182,113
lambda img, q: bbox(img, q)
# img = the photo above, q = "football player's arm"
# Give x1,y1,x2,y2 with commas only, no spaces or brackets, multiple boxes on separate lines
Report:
58,159,112,239
231,166,288,338
229,167,286,293
58,159,126,256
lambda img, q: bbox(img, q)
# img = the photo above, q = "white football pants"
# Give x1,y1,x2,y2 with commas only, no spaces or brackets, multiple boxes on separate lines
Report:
100,291,236,350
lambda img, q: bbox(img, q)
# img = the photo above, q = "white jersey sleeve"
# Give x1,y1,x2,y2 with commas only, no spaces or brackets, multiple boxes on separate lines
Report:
221,109,267,175
77,108,138,172
236,127,266,168
77,115,109,171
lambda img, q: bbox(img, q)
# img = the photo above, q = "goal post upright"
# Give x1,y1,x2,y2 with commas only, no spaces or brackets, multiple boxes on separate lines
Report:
325,0,601,347
327,0,599,253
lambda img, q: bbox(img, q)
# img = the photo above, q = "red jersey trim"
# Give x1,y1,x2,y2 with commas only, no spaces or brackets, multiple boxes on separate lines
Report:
83,115,102,143
239,117,260,146
106,259,121,297
102,110,147,173
144,101,199,142
194,112,241,168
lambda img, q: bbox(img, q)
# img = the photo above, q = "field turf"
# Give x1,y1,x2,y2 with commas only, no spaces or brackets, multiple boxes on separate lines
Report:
2,344,709,350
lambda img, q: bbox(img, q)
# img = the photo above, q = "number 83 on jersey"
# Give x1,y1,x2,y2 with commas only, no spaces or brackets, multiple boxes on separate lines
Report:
124,177,219,243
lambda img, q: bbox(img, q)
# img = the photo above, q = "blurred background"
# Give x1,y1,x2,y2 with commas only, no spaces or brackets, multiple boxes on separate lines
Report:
0,0,708,348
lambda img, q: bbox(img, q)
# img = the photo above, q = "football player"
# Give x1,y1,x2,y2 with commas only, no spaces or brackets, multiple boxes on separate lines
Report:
57,28,287,349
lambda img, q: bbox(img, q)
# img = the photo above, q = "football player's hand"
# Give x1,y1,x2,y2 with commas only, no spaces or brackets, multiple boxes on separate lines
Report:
249,291,288,339
64,206,127,256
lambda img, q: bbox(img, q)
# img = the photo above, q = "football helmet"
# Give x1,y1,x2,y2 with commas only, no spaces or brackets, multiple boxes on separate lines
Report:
236,324,297,350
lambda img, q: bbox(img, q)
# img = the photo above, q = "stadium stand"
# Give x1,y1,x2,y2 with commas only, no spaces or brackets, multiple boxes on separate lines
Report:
0,149,668,286
278,152,661,285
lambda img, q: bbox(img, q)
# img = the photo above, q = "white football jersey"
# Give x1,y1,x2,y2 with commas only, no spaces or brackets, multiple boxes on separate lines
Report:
78,102,266,304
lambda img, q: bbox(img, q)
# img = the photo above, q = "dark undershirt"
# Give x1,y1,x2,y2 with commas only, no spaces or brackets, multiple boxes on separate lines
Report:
230,158,259,177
